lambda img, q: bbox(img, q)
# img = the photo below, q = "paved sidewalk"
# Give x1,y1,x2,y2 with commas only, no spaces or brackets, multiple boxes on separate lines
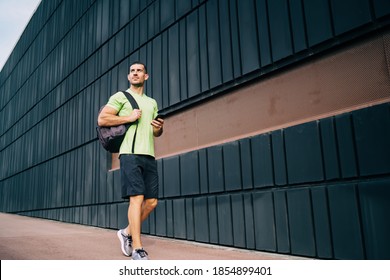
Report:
0,213,309,260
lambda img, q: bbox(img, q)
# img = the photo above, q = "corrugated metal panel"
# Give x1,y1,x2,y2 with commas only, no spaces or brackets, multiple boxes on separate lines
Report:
359,179,390,260
328,184,365,259
287,188,316,257
253,191,276,252
284,122,324,184
353,104,390,176
311,186,333,259
251,134,274,188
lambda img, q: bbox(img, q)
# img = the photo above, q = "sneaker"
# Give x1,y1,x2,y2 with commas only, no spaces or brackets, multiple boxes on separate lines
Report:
132,248,149,260
117,229,132,257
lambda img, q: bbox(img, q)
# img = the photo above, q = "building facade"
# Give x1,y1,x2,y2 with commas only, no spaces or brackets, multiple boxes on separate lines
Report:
1,0,390,259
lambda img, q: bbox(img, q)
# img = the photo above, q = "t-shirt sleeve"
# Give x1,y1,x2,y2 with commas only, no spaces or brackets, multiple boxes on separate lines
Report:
153,100,158,119
106,92,123,112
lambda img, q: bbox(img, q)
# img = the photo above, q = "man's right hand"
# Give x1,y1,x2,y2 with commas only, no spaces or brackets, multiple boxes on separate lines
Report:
129,109,142,123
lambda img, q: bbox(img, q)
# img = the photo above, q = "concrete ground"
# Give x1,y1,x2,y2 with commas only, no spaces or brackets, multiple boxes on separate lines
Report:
0,213,309,260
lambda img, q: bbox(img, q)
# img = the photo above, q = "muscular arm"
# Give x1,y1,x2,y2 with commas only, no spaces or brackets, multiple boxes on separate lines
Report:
97,106,140,126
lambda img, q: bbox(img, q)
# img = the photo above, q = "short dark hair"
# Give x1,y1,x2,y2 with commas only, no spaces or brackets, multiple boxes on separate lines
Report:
130,61,147,74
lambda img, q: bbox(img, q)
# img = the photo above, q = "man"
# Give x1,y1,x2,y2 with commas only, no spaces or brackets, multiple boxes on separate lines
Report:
97,62,164,260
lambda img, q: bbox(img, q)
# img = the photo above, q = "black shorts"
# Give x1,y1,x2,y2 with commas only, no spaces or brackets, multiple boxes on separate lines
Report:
120,154,159,199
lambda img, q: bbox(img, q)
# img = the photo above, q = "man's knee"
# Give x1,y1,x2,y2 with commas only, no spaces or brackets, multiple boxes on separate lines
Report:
145,198,158,210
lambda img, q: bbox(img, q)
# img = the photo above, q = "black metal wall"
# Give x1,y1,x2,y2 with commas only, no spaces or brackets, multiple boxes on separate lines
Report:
150,103,390,260
1,0,390,260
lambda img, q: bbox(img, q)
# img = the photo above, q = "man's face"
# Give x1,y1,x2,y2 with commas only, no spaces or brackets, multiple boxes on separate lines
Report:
128,64,148,87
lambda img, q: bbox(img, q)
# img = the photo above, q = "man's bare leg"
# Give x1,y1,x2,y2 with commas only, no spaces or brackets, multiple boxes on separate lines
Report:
125,197,158,248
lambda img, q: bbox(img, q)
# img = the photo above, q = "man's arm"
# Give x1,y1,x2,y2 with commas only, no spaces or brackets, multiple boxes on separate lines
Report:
98,106,140,126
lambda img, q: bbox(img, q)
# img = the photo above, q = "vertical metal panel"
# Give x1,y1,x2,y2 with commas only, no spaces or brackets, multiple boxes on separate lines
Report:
199,149,209,194
328,184,365,259
84,145,94,205
207,146,224,193
320,118,341,180
274,190,290,253
237,0,260,74
217,195,233,246
155,200,167,236
271,130,287,186
173,199,186,239
198,5,209,92
147,3,158,39
229,0,242,78
97,205,106,228
289,0,307,52
177,0,192,17
330,0,371,35
372,0,390,18
142,213,150,234
157,160,164,199
162,31,170,108
251,134,274,188
311,186,333,259
303,0,333,46
139,9,148,45
287,188,316,257
352,104,390,176
267,0,293,61
185,198,195,240
284,122,324,184
160,0,175,29
194,197,209,242
256,0,272,67
163,156,181,197
231,194,246,248
253,191,276,251
206,0,222,88
148,210,156,235
117,202,128,229
219,0,233,82
115,30,125,65
168,24,181,105
109,204,118,229
358,179,390,260
240,139,253,190
112,170,122,201
208,196,219,244
110,0,119,36
186,10,201,97
82,206,90,226
180,151,200,195
166,200,174,237
152,36,163,107
179,21,188,101
133,17,140,54
243,193,256,249
335,114,358,178
74,207,81,224
223,142,242,191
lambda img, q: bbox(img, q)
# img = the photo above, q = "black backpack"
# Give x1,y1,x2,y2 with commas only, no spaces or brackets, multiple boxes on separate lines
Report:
96,91,139,153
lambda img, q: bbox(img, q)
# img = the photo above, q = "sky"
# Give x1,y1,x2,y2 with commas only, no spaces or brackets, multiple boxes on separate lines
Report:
0,0,41,71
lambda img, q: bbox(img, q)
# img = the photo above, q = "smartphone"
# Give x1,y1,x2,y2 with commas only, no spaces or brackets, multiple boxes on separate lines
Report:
154,114,165,120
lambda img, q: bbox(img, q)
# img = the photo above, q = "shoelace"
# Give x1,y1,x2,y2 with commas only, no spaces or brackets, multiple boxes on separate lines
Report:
122,233,132,247
126,236,132,247
135,248,148,257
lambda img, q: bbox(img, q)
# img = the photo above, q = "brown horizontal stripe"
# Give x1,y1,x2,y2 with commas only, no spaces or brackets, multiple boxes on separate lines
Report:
154,33,390,160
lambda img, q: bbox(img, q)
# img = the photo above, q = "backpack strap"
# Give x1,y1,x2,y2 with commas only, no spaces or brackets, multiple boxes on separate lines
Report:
121,91,139,154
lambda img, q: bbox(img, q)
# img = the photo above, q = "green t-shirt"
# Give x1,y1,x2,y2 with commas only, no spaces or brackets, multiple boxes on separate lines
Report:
106,89,158,157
